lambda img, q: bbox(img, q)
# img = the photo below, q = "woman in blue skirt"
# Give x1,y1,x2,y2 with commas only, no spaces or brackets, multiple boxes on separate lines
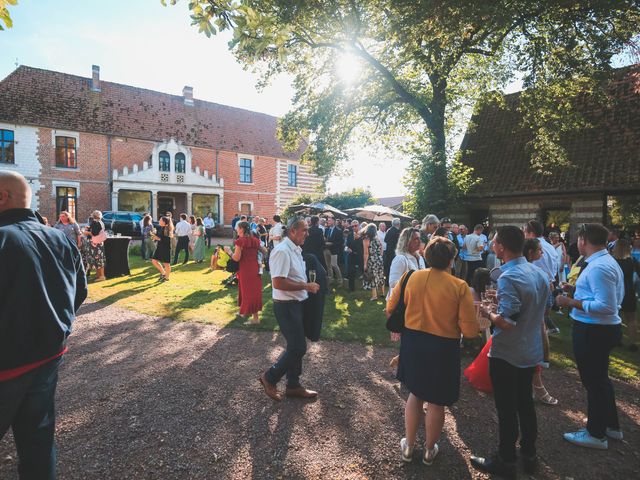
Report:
387,236,478,466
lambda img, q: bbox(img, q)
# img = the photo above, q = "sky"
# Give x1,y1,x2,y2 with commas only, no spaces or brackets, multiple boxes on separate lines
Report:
0,0,413,198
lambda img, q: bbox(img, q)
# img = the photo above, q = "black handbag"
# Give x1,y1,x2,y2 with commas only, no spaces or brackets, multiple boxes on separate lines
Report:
225,259,239,273
385,270,415,333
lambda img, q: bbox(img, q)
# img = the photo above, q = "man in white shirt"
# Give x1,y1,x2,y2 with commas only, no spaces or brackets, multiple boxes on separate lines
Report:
203,212,215,248
525,220,561,334
259,217,320,402
139,212,149,259
173,213,192,265
269,214,283,248
463,224,485,283
556,224,624,450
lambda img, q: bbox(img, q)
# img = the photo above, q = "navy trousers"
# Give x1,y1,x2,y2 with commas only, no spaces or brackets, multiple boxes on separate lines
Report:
572,320,622,438
0,357,61,480
266,301,307,388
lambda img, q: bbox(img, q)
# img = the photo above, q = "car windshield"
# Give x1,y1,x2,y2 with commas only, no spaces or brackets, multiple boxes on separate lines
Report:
115,213,130,221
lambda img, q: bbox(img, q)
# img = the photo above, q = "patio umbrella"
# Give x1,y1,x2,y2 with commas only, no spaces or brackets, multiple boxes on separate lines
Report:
289,202,348,218
345,204,413,222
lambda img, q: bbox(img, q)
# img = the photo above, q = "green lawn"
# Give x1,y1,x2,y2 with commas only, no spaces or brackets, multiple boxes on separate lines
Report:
88,249,639,381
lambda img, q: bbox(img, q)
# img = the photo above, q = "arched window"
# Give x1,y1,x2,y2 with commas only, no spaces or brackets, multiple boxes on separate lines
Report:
175,152,186,173
159,151,170,172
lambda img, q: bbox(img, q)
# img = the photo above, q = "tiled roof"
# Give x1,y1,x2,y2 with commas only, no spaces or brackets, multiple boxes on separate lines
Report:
376,195,405,209
460,64,640,198
0,66,305,159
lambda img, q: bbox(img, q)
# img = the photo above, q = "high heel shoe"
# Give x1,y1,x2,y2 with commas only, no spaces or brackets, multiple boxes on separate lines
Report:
533,385,558,405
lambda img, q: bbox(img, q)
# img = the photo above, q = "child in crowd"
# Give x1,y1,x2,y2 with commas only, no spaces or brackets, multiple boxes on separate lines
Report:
210,245,231,271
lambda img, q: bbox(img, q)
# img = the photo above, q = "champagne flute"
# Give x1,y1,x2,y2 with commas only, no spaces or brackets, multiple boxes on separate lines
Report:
309,269,316,283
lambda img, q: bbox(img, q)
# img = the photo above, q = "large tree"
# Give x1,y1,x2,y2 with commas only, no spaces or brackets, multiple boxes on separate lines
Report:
167,0,640,216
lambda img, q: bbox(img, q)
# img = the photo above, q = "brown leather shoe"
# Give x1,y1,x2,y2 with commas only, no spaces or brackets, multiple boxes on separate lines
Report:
259,373,282,401
285,386,318,399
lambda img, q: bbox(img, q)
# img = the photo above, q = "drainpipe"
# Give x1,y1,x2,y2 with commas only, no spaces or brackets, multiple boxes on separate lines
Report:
215,149,219,181
107,136,112,209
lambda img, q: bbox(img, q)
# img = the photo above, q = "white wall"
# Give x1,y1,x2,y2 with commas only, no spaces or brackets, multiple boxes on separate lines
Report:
0,123,42,210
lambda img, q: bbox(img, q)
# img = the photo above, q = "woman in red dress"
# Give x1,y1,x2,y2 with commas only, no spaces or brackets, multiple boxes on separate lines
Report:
225,221,267,325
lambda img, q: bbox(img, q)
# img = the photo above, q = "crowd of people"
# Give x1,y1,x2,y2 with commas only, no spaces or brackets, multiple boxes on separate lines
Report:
2,167,640,478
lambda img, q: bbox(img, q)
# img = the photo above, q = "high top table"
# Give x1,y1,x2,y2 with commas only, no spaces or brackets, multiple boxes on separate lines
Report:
104,236,131,278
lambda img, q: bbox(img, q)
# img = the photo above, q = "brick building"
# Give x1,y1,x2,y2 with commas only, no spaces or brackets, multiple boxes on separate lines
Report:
458,64,640,238
0,65,322,225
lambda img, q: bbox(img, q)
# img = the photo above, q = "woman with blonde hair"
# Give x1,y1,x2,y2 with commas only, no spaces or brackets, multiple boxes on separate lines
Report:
362,223,385,300
388,228,426,291
613,239,638,351
387,237,478,465
54,210,81,248
152,216,174,281
81,210,106,281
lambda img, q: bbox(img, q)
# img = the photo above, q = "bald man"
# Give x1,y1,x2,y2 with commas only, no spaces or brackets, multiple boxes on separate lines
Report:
0,170,87,479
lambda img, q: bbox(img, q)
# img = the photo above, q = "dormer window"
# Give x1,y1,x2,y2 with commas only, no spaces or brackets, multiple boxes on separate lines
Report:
175,152,186,173
159,151,170,172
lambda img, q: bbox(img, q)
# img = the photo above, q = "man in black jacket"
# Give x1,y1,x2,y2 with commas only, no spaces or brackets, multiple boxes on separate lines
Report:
0,170,87,479
302,215,327,270
346,220,365,291
324,216,343,285
383,218,401,286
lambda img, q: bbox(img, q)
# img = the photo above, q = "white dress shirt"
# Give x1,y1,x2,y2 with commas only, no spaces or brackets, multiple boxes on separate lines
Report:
269,222,283,247
533,236,559,282
269,237,309,301
571,249,624,325
203,217,215,228
388,253,426,290
174,220,191,237
464,233,484,261
377,230,387,251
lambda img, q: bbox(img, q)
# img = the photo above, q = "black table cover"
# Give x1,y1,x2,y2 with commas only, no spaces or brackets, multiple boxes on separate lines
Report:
104,236,131,278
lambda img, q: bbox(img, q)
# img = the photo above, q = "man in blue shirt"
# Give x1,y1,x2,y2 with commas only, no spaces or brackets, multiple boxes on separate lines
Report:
471,226,548,478
556,223,624,450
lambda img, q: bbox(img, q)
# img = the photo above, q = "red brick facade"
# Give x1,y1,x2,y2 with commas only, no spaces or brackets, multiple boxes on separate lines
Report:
0,66,322,225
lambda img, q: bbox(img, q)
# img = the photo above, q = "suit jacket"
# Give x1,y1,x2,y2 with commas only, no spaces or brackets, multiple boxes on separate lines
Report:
302,254,327,342
324,226,343,255
384,226,400,259
302,226,327,269
346,229,364,266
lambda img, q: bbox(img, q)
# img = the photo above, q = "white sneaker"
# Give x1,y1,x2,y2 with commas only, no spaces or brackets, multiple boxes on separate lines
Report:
563,430,608,450
606,428,623,440
423,443,439,465
400,438,414,463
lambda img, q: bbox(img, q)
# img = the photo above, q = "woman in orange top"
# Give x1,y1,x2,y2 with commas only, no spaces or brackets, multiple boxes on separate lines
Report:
387,236,478,465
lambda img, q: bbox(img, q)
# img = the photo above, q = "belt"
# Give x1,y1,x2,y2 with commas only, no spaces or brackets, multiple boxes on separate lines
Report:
273,299,303,304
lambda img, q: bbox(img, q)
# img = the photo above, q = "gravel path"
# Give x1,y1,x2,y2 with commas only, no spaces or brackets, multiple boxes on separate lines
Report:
1,300,639,479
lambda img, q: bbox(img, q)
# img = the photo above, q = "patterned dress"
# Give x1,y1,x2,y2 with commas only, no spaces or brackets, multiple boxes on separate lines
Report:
363,236,385,290
81,220,106,270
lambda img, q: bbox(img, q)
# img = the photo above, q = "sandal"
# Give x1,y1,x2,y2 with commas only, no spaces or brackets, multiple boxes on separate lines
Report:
389,355,399,369
533,385,558,405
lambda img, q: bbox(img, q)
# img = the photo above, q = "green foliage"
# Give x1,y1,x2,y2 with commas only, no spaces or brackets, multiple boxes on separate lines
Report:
0,0,18,31
609,195,640,228
169,0,640,205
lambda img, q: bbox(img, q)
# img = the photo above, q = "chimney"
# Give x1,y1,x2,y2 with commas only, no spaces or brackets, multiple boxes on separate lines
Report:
91,65,101,92
182,85,194,106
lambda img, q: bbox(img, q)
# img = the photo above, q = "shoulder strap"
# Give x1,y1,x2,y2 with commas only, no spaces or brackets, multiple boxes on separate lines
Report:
398,269,415,308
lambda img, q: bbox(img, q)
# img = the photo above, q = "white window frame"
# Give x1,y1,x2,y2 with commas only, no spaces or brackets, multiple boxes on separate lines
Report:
238,201,254,216
287,163,298,187
238,155,254,185
51,180,81,197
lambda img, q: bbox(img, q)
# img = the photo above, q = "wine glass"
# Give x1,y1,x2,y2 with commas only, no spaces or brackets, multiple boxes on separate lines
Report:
309,270,316,283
